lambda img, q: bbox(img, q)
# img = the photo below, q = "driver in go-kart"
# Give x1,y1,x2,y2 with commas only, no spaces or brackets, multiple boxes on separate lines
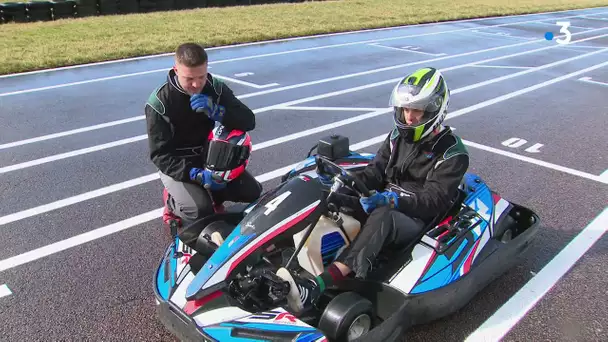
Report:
145,42,263,229
276,67,470,314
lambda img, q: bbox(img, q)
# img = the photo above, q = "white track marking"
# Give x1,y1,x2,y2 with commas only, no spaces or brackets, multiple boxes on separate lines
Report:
530,21,595,29
466,207,608,342
3,47,606,173
463,140,607,184
0,135,147,174
0,284,12,298
469,65,533,69
448,59,608,120
600,169,608,182
213,73,279,89
1,9,606,79
578,76,608,87
3,28,606,153
0,68,169,97
582,15,608,21
0,135,386,272
0,174,159,226
284,106,388,111
2,25,608,99
367,43,447,56
470,29,538,40
0,116,145,150
455,45,608,93
0,109,390,226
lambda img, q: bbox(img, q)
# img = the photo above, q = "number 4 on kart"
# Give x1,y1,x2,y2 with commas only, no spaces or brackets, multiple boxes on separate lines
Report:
264,191,291,215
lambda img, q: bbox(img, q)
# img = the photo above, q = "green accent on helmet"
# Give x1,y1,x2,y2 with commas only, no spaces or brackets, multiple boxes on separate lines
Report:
413,124,425,141
404,67,433,85
423,70,440,92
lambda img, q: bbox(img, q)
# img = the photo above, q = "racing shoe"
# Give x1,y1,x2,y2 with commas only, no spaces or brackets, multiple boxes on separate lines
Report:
162,188,181,227
276,267,321,314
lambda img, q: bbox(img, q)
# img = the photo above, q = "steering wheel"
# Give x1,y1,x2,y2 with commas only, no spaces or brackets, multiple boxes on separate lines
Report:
314,156,373,198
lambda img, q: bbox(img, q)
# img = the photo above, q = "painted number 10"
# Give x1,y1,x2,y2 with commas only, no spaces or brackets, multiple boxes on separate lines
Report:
556,21,572,45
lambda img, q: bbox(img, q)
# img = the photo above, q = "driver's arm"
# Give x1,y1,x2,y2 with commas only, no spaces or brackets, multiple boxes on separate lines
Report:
213,75,256,132
396,152,469,222
356,132,392,192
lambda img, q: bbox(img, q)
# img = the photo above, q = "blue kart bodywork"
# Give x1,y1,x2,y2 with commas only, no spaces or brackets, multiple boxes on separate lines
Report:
153,137,541,342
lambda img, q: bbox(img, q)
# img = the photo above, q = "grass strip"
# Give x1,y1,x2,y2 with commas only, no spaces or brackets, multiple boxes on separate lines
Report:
1,0,607,75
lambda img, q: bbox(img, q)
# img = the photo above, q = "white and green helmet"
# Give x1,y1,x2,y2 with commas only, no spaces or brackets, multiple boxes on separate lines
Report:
389,67,450,143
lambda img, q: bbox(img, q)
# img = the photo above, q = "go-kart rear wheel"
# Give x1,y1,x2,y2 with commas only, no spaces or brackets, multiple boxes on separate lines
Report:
318,291,374,342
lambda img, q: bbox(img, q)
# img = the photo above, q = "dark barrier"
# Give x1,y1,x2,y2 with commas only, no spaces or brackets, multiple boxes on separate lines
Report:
1,0,307,24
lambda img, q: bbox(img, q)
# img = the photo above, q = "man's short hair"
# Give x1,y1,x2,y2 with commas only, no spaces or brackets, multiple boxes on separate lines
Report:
175,43,208,67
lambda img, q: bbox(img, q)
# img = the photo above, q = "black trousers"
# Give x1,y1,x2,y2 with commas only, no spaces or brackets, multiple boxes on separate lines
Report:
335,205,425,279
160,170,263,225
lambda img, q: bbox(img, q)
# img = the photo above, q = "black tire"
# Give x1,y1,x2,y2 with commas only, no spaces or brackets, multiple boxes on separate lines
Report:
318,291,374,342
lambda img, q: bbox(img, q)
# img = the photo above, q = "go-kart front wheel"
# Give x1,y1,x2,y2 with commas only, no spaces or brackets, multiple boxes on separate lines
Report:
318,291,374,342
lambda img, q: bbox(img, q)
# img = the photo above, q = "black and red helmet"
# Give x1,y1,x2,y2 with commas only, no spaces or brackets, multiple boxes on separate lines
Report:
205,125,252,182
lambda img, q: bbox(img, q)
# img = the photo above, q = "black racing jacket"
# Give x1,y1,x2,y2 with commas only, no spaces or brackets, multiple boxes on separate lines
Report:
356,126,470,223
145,69,256,183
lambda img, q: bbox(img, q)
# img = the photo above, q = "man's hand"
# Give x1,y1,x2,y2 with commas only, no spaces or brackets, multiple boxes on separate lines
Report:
189,168,227,191
190,94,225,121
359,190,398,214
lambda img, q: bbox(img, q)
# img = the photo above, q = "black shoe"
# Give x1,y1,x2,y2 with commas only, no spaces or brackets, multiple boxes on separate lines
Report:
276,267,321,313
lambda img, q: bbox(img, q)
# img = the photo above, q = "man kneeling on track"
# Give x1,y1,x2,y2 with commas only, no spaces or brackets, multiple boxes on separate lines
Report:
276,67,470,314
144,42,262,229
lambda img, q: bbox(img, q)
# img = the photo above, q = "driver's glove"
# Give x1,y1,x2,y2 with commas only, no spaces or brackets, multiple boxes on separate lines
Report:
317,173,333,187
189,168,227,191
190,94,225,122
359,190,398,214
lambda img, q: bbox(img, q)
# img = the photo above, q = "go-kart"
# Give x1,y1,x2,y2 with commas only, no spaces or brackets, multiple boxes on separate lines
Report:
153,134,540,342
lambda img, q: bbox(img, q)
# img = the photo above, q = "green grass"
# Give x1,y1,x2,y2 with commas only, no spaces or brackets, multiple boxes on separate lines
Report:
1,0,607,75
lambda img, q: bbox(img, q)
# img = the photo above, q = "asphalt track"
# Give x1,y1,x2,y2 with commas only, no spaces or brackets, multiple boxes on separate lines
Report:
1,6,607,342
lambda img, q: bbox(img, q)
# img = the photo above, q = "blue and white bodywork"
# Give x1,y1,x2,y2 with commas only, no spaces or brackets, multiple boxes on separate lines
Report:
153,139,540,342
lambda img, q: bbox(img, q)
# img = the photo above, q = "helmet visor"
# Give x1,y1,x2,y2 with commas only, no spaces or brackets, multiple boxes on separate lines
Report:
205,140,250,171
389,83,442,112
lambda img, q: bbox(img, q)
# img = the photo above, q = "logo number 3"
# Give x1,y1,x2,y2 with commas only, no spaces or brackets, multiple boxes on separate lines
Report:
556,21,572,45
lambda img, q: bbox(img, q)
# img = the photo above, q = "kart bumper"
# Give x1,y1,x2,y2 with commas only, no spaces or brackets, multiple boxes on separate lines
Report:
156,297,217,342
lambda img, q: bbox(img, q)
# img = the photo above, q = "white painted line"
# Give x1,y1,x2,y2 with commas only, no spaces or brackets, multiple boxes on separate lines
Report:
284,106,389,112
2,8,606,79
530,21,595,29
448,59,608,121
466,207,608,342
469,65,533,69
600,169,608,182
582,15,608,21
462,140,607,184
0,135,147,174
563,45,606,48
470,29,538,40
0,174,160,226
0,109,390,226
214,73,279,89
578,76,608,87
3,24,608,99
0,68,169,97
367,43,446,56
0,115,145,150
0,135,386,272
234,72,254,77
0,284,12,298
455,45,608,93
